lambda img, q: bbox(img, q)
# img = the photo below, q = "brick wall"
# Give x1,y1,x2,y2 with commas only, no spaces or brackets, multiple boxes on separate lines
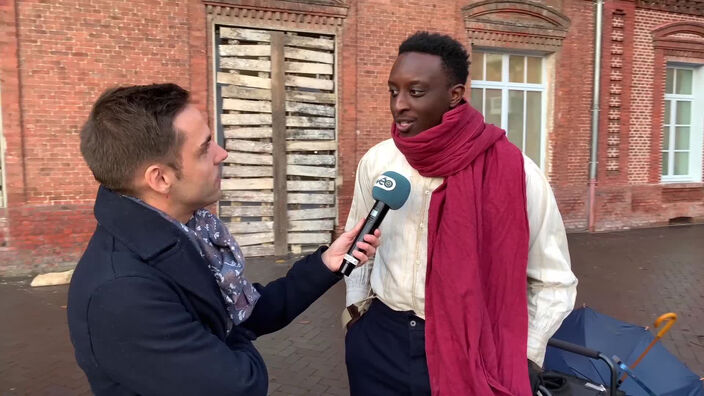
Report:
549,0,597,230
590,7,704,231
631,9,703,185
2,0,704,274
0,0,199,275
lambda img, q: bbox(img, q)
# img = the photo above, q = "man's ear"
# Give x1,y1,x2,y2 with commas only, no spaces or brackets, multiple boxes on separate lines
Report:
143,164,174,195
449,84,466,108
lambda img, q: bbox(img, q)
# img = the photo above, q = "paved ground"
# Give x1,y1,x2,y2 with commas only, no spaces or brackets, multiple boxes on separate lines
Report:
1,224,703,395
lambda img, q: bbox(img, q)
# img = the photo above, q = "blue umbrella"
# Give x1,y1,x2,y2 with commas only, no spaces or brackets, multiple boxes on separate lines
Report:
544,307,704,396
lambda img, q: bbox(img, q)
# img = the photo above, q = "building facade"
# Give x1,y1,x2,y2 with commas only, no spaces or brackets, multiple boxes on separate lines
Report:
1,0,703,275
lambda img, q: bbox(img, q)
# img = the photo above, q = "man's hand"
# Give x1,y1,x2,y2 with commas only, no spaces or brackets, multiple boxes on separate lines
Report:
321,218,381,272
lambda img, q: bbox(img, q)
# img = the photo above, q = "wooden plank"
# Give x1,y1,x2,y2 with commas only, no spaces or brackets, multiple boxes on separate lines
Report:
223,98,271,113
227,221,274,234
219,45,270,57
241,245,275,257
286,116,335,128
285,35,334,50
285,75,334,91
287,232,331,245
286,101,334,117
221,190,274,202
224,127,273,139
220,27,271,42
233,232,275,246
220,58,271,73
220,205,274,217
284,47,333,64
285,61,333,75
286,129,335,140
287,165,336,178
221,178,274,190
222,165,273,178
288,207,337,220
285,90,336,104
287,180,335,191
271,32,288,256
288,193,335,204
289,220,335,232
225,139,273,153
224,152,272,165
287,141,337,151
221,86,271,100
287,154,335,166
217,72,271,89
221,113,272,126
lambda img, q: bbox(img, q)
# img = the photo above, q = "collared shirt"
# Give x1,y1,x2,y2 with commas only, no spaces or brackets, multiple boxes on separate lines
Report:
344,138,578,366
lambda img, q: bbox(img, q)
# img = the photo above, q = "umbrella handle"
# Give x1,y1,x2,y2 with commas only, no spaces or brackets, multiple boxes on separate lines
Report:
653,312,677,339
619,312,679,383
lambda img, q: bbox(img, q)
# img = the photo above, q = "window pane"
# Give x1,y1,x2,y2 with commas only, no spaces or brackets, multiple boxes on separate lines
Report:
664,100,671,125
509,55,525,83
470,88,483,112
665,68,674,94
525,91,542,164
526,57,542,84
486,54,502,82
484,89,502,126
507,90,524,149
675,126,690,150
676,101,691,125
675,69,693,95
662,126,669,150
471,52,484,81
661,152,669,175
674,152,689,175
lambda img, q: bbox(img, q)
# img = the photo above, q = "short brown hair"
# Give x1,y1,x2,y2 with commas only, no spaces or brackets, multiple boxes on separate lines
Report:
80,83,189,194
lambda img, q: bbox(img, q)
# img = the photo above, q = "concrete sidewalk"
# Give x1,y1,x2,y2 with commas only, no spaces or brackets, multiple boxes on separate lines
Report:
1,225,703,395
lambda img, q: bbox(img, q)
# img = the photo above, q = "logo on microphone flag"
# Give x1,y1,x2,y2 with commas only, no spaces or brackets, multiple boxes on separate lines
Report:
374,175,396,191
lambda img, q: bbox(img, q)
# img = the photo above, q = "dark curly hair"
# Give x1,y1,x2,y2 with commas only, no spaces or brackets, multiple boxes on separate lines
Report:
398,31,470,86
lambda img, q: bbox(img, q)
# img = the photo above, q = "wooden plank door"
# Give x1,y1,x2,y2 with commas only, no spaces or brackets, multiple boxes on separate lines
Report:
216,26,337,257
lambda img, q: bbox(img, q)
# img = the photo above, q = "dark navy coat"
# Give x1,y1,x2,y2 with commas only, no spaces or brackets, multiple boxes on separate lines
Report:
68,186,340,395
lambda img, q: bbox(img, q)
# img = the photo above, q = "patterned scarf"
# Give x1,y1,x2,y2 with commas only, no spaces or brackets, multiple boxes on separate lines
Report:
127,197,260,327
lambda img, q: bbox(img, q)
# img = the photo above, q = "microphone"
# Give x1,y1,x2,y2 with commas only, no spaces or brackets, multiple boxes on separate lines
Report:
337,171,411,276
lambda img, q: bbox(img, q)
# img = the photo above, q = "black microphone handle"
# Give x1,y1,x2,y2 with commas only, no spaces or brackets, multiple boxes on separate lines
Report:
338,200,390,276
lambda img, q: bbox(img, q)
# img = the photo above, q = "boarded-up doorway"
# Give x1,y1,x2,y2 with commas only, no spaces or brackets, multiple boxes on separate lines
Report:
215,26,337,257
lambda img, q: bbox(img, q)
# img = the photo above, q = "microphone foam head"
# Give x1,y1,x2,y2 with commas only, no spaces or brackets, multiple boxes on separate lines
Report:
372,171,411,210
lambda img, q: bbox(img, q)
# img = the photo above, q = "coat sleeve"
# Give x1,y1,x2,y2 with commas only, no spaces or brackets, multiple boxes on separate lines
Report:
87,275,268,396
241,247,341,336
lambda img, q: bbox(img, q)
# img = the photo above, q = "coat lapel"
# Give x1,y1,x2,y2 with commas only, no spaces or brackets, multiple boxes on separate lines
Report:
94,186,229,334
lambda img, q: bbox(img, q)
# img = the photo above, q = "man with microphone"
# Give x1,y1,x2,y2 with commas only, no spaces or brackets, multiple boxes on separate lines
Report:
67,83,380,395
343,32,578,395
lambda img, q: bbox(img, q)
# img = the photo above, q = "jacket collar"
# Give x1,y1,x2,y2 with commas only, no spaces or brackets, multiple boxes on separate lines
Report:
94,186,228,331
94,186,183,261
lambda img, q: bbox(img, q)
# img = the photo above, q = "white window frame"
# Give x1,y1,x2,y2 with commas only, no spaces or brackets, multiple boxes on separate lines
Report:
661,64,704,183
471,51,547,169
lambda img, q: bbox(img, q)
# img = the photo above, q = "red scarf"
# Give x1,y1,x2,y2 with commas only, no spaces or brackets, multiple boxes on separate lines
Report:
393,102,531,395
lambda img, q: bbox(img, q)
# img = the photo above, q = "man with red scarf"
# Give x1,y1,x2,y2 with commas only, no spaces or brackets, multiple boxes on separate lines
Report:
343,32,578,395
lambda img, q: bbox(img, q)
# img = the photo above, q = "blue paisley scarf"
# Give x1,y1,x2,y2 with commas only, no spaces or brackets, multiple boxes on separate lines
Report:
127,197,260,327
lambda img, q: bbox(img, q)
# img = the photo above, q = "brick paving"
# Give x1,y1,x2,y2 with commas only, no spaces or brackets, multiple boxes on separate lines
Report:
1,225,703,395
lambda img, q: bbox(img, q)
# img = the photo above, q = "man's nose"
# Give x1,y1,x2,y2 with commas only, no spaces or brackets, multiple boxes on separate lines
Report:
215,144,228,164
392,92,410,113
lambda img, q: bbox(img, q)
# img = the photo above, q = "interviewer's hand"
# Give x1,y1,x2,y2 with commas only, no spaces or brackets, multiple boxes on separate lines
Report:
321,218,381,273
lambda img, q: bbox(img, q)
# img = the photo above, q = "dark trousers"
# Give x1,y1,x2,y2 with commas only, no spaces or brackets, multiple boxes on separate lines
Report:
345,299,431,396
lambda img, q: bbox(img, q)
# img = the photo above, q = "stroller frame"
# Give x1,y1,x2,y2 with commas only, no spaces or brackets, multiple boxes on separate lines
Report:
545,338,619,395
